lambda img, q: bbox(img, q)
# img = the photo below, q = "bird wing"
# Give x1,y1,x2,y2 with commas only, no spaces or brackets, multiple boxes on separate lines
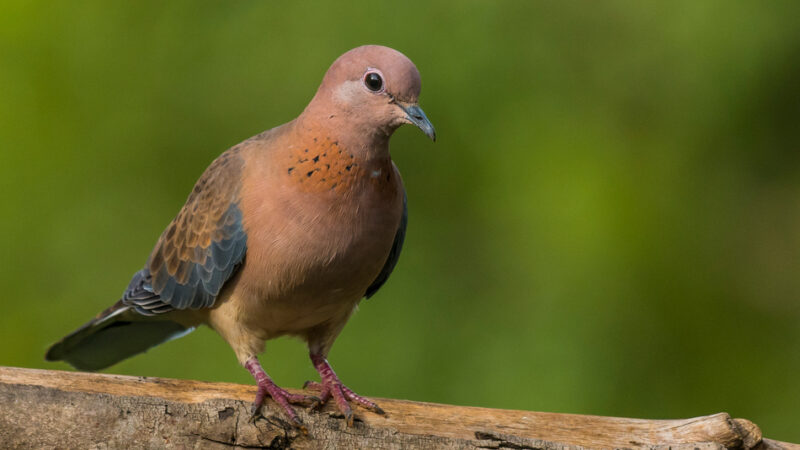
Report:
364,191,407,299
123,148,247,315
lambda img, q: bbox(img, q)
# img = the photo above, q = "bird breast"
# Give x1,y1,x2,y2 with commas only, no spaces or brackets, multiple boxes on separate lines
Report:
231,133,403,334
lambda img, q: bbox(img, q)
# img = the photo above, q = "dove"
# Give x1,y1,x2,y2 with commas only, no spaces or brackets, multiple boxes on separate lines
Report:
46,45,435,427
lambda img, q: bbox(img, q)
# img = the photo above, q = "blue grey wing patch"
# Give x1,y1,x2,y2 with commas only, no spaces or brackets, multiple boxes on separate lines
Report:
364,192,407,299
123,203,247,316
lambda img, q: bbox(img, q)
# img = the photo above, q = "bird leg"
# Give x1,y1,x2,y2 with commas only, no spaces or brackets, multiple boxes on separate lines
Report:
304,353,385,426
244,357,315,428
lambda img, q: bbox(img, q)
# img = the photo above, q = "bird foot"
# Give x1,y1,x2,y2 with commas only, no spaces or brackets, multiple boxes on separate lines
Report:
304,380,385,413
245,357,317,429
306,354,385,426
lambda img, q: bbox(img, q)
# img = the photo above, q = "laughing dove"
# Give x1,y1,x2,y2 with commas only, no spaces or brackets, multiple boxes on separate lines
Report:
46,45,435,427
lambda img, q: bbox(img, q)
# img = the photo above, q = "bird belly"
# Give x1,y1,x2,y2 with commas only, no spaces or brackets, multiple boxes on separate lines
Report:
224,172,403,341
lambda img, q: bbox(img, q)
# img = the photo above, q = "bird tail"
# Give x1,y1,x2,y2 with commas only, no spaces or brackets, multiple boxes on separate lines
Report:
45,300,194,371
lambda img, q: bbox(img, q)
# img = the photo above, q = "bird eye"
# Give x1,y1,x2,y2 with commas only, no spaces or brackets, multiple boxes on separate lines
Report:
363,71,384,92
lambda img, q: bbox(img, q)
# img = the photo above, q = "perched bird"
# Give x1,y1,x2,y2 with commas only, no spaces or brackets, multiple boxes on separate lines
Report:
45,45,435,427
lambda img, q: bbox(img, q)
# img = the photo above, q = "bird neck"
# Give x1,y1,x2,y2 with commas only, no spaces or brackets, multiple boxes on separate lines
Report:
293,111,392,164
279,115,395,195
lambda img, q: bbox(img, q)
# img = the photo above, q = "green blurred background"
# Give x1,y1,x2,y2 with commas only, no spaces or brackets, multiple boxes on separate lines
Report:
2,0,799,442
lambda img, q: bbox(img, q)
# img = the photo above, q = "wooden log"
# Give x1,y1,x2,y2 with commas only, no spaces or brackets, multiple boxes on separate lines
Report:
0,366,795,449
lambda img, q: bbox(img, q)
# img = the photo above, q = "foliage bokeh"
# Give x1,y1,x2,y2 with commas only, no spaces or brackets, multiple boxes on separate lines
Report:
2,1,799,442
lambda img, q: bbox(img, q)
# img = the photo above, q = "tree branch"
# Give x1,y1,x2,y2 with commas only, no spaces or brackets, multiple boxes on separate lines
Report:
0,367,793,449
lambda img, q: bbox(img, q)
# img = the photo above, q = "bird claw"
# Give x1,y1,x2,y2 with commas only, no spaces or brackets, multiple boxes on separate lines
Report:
250,380,313,429
338,383,384,416
244,357,382,428
345,410,354,427
303,378,383,425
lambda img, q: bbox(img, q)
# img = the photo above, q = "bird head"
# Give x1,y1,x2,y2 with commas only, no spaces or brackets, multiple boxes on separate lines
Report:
307,45,436,142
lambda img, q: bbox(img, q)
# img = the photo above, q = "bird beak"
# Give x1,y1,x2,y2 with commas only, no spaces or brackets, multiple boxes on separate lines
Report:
399,103,436,141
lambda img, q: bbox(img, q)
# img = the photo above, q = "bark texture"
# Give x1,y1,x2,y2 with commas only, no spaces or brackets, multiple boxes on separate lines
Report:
0,367,795,449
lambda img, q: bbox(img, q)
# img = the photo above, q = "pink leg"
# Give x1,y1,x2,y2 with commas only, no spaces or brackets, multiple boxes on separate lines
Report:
306,353,385,426
244,357,315,427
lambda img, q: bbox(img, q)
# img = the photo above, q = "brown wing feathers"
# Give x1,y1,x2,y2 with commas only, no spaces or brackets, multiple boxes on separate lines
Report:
124,148,247,315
